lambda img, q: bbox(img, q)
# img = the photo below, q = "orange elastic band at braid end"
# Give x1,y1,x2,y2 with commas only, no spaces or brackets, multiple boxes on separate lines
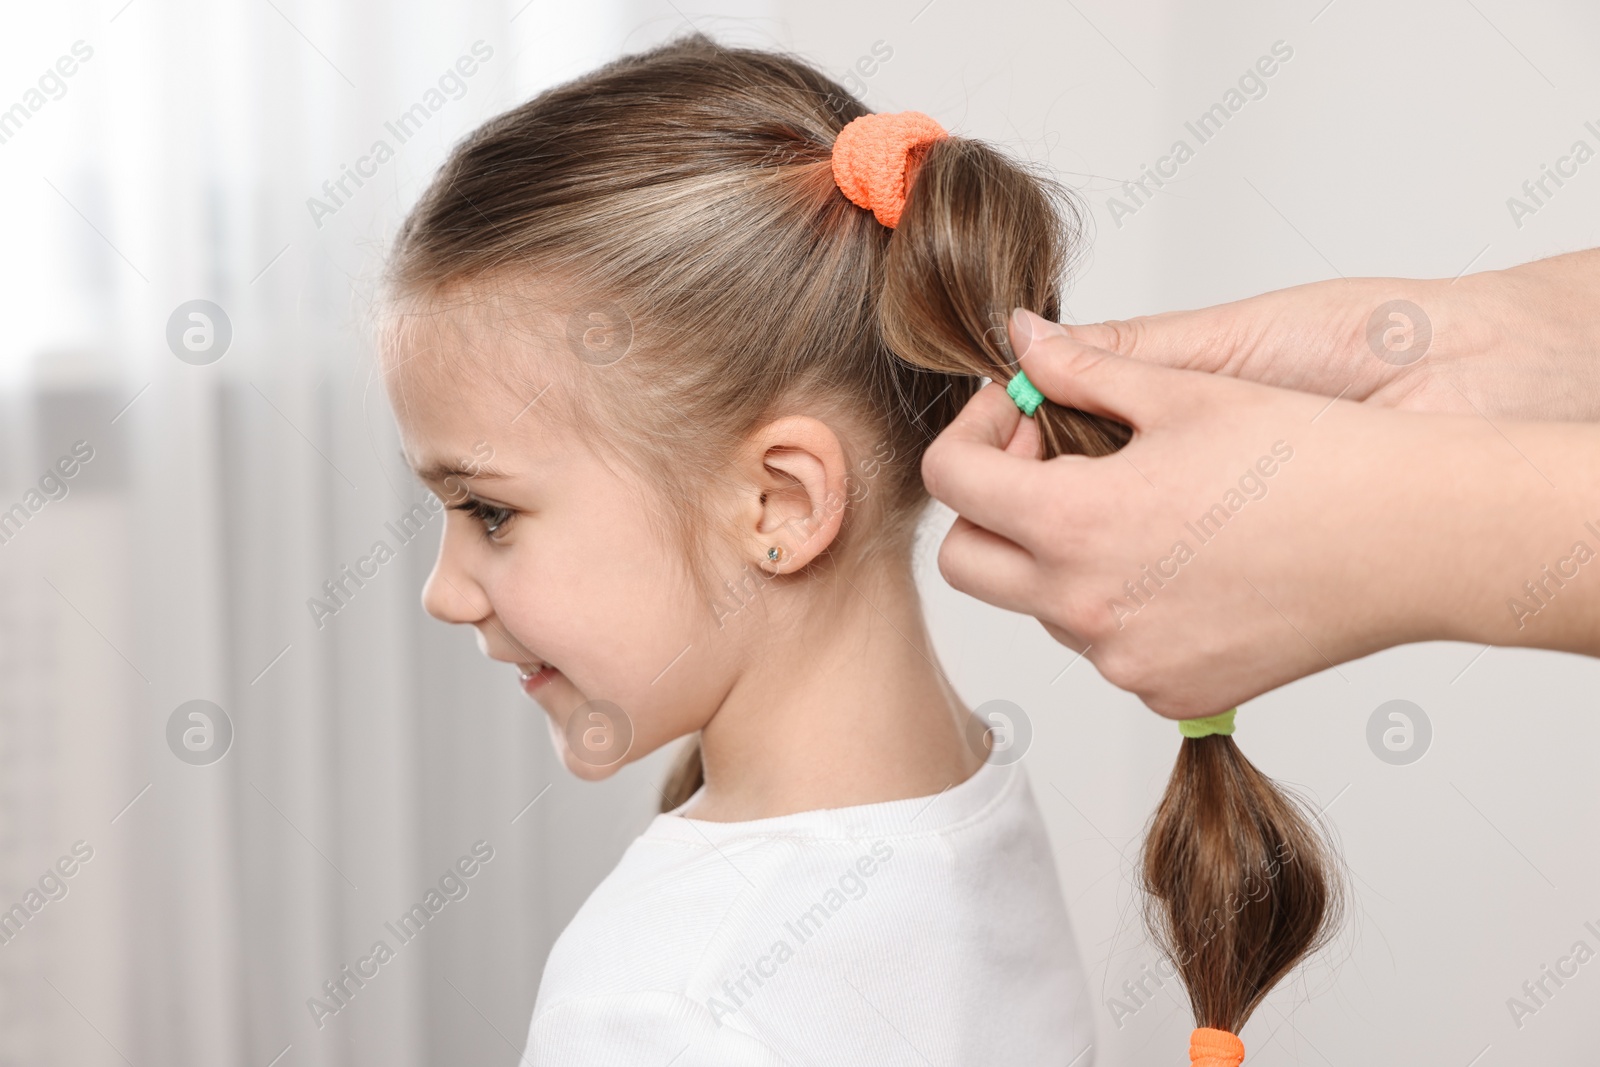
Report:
829,111,949,228
1190,1027,1245,1067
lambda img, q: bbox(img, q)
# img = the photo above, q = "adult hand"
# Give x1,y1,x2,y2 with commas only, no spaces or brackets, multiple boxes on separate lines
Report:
1063,249,1600,423
922,310,1600,719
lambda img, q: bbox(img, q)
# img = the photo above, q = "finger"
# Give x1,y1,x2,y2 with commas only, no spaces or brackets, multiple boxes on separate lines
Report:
1003,404,1042,459
1062,302,1244,375
935,515,1040,614
1012,308,1207,428
922,382,1050,547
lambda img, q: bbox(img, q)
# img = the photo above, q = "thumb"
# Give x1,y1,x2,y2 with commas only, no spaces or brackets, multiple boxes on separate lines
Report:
1010,308,1190,428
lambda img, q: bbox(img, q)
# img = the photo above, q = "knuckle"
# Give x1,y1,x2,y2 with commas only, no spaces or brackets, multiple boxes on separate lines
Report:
1094,651,1131,690
1027,333,1125,399
1095,645,1146,692
1099,317,1144,356
1147,694,1204,721
1144,696,1184,720
1054,595,1099,639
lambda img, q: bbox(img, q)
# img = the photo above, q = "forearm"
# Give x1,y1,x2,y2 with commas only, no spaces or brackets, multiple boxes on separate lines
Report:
1403,413,1600,653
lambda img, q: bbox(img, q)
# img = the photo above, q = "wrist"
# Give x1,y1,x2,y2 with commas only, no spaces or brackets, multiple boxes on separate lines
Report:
1420,415,1600,649
1367,413,1498,648
1497,248,1600,348
1270,403,1479,656
1305,404,1555,651
1451,252,1600,421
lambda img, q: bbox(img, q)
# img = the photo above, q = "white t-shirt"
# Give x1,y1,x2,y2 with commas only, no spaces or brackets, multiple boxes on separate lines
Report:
522,756,1097,1065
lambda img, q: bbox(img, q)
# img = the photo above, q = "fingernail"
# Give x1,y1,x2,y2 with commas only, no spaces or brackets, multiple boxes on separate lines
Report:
1010,308,1063,360
1009,307,1034,358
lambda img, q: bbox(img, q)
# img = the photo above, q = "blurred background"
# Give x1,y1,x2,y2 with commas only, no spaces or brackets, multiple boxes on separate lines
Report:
2,0,1598,1063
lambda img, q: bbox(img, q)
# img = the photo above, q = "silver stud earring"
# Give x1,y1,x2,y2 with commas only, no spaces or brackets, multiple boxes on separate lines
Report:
766,546,783,563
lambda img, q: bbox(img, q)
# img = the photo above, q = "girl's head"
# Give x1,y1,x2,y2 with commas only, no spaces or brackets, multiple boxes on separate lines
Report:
377,33,1120,780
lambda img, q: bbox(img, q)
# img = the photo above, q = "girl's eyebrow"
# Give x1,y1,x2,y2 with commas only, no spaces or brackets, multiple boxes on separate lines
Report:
408,457,515,482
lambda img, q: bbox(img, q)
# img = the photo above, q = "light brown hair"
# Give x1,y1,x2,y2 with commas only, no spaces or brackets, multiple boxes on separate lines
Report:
384,32,1344,1047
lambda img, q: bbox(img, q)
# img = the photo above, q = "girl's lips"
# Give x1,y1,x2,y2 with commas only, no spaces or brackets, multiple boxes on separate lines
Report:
519,664,560,696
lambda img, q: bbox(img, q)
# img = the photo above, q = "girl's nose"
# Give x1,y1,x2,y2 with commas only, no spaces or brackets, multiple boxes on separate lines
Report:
421,526,492,624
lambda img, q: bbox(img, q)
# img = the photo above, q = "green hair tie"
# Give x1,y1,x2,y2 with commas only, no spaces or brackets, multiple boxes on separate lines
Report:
1178,708,1237,739
1006,370,1044,416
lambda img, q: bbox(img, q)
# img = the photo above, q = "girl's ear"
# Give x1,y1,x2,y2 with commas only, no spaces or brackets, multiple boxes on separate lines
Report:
739,415,849,574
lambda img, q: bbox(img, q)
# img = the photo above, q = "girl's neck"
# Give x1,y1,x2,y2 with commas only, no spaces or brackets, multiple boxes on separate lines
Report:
682,563,984,822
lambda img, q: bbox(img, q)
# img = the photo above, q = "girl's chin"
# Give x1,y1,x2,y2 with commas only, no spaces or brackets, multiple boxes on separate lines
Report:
537,688,637,780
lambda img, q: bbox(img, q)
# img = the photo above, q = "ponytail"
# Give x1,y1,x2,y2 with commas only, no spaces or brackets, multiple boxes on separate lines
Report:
1140,733,1345,1044
879,130,1347,1058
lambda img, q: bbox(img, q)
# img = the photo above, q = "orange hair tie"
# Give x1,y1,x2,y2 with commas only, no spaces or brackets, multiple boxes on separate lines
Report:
830,110,949,228
1190,1027,1245,1067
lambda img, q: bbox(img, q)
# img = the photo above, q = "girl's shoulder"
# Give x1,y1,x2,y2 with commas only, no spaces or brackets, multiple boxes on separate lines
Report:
536,760,1078,1007
529,761,1094,1061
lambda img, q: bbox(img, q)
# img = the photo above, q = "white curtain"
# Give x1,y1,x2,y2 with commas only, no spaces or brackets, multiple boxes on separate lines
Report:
0,2,700,1065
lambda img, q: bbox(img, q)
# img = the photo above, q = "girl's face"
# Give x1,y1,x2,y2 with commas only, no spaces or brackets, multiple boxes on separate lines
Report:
380,302,738,781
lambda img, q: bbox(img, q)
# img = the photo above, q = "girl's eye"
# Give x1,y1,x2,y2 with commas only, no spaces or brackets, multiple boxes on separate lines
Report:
449,497,515,540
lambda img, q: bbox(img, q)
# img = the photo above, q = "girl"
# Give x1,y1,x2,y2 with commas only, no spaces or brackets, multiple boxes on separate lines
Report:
379,31,1339,1067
